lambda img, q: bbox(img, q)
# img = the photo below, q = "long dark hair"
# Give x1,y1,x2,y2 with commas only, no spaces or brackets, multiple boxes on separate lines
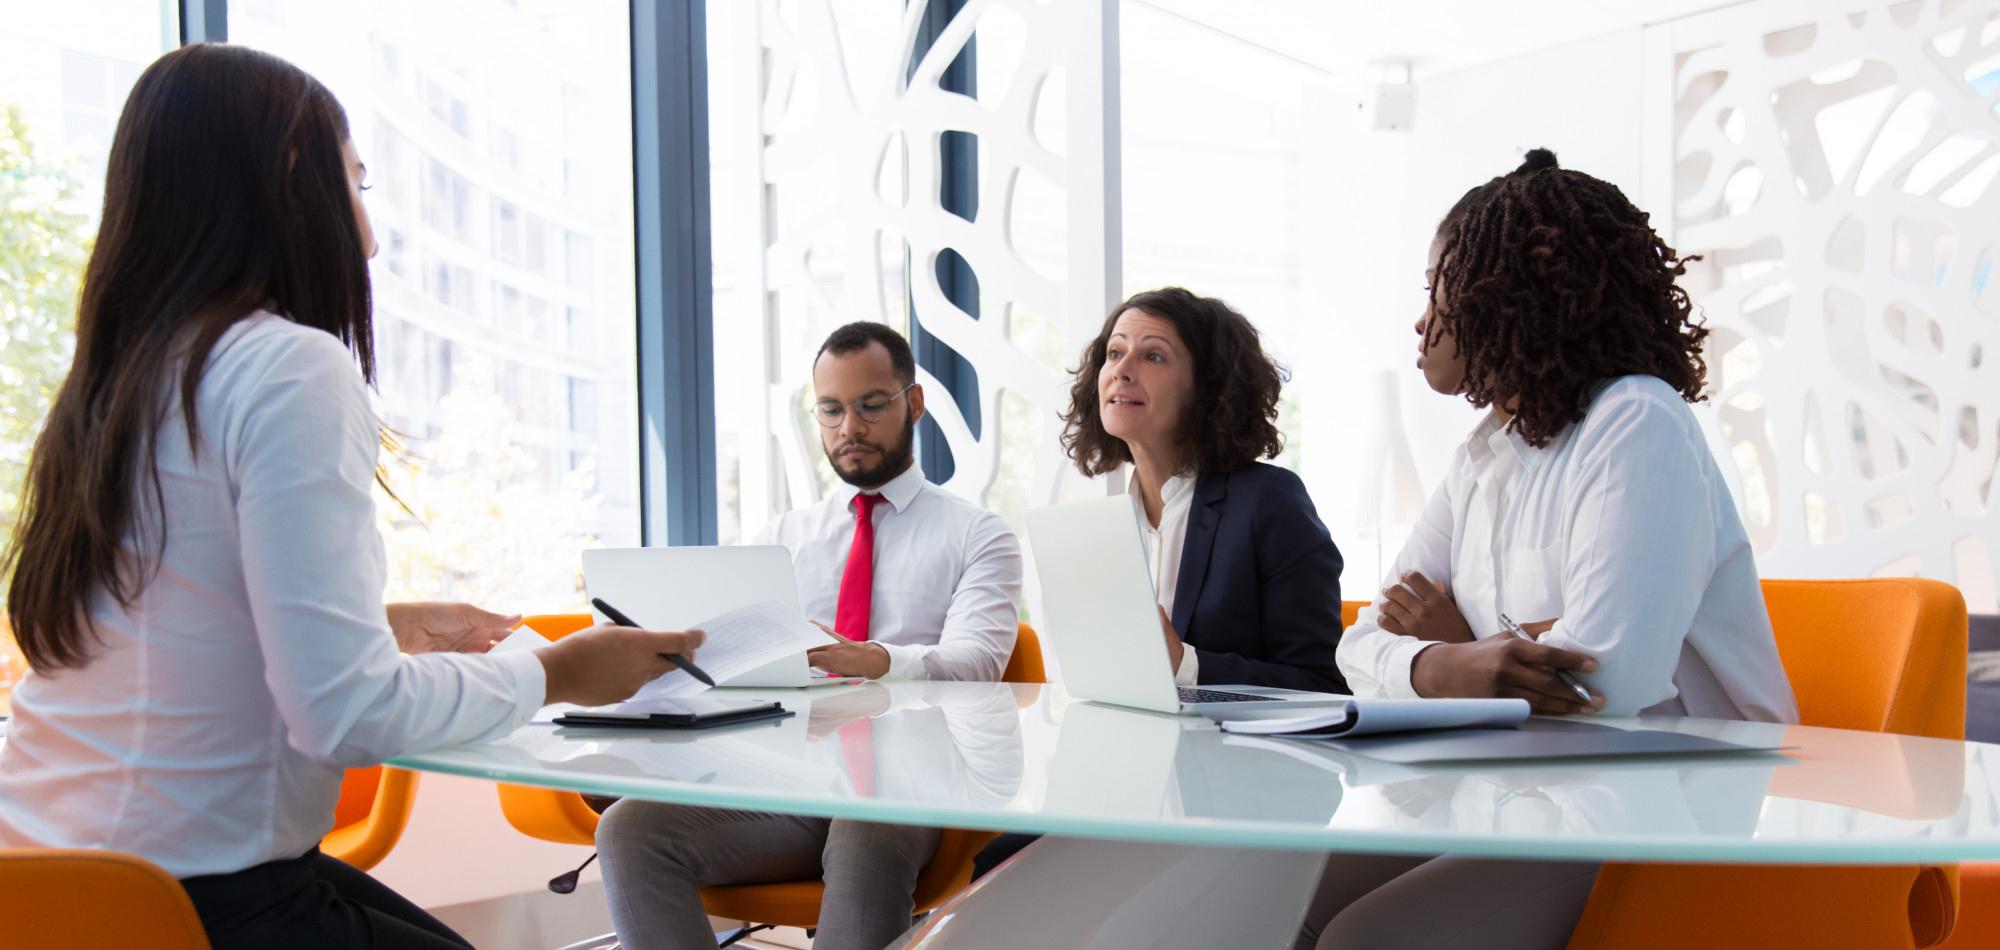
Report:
4,44,374,671
1061,287,1287,477
1429,148,1707,447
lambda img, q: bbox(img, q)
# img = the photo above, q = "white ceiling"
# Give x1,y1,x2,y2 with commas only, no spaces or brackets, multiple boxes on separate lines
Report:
1132,0,1752,79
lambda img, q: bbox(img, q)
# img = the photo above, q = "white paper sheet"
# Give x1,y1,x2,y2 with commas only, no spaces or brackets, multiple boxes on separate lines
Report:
491,624,553,654
529,702,593,724
626,600,830,700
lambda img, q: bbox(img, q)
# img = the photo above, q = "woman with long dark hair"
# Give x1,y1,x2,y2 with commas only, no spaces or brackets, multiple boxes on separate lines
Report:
0,44,699,949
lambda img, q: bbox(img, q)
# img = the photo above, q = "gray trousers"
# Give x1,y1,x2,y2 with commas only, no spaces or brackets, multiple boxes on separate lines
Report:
595,800,940,950
1295,854,1600,950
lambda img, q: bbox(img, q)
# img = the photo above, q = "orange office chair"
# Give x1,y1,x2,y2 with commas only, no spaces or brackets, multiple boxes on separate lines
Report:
321,765,421,871
0,847,211,949
1001,621,1048,684
1937,865,2000,949
701,622,1046,937
1566,577,1968,950
495,615,1048,937
1340,600,1363,629
494,612,601,853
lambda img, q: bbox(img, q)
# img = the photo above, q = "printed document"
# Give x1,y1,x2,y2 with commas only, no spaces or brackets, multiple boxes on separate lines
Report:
626,600,828,700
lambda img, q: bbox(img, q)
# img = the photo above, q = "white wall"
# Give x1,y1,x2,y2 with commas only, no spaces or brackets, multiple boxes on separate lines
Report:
1296,28,1652,591
1656,0,2000,610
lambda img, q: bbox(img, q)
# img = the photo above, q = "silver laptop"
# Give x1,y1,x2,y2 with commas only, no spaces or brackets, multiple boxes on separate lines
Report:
1025,495,1348,715
581,545,817,687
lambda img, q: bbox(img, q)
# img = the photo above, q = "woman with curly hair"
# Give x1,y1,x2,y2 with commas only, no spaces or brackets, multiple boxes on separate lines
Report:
1301,151,1798,947
974,286,1346,877
1063,286,1346,692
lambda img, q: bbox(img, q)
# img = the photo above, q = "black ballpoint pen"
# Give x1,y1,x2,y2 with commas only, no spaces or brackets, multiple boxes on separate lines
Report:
591,596,716,687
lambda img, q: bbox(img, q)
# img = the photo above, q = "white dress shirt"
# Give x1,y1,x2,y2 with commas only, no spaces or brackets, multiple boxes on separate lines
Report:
1335,375,1798,722
1129,470,1200,686
755,463,1021,681
0,314,546,877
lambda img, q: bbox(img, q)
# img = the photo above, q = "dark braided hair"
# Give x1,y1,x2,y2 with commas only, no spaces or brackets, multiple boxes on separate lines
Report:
1430,148,1708,447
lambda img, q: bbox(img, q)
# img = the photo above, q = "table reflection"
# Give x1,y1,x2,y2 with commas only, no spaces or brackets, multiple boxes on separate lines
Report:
479,682,1026,807
390,683,2000,862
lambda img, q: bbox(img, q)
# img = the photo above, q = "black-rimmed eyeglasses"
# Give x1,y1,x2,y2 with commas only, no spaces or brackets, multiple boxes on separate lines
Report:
813,383,915,428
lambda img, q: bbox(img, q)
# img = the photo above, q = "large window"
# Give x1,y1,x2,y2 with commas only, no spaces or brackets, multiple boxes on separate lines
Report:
0,1,172,693
232,0,640,610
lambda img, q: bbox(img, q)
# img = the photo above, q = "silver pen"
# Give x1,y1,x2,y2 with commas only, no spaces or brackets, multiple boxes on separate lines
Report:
1499,612,1593,704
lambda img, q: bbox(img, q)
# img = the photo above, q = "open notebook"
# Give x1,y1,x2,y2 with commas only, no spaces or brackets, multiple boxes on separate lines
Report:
1208,698,1530,738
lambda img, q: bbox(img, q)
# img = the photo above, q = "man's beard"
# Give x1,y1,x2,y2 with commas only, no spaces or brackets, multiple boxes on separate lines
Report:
826,412,918,487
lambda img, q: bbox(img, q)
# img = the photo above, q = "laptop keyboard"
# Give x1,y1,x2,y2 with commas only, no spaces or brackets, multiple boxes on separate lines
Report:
1178,687,1268,705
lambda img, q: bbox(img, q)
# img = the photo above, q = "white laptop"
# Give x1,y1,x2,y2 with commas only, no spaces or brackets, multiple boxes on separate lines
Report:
581,545,822,688
1025,495,1349,715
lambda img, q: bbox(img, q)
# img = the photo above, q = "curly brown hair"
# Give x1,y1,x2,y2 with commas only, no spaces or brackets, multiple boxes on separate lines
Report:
1061,287,1286,476
1430,148,1708,448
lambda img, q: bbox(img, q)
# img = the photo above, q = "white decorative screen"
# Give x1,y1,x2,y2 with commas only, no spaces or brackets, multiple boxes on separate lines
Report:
710,0,1120,544
1660,0,2000,610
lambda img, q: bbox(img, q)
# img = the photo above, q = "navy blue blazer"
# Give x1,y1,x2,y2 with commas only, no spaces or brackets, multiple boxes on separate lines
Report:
1171,463,1346,693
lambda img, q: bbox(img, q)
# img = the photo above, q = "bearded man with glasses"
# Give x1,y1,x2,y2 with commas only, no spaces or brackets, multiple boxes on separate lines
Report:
594,322,1024,950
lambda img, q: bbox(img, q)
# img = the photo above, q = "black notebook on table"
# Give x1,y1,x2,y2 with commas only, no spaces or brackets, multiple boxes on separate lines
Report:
553,697,792,730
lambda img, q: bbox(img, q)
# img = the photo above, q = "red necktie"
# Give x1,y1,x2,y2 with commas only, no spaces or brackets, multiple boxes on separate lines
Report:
837,717,877,797
834,493,883,642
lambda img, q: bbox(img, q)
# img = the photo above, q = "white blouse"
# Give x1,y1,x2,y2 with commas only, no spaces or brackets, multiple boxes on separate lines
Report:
1128,470,1199,685
1336,375,1798,722
0,314,545,877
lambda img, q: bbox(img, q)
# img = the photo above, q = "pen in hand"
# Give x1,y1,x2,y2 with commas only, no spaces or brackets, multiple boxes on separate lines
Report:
1499,612,1593,705
591,596,716,687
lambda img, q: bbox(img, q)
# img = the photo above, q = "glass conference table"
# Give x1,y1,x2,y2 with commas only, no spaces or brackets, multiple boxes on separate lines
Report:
390,682,2000,948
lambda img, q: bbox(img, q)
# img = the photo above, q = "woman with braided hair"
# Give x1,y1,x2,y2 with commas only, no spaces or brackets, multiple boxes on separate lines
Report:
1299,150,1797,947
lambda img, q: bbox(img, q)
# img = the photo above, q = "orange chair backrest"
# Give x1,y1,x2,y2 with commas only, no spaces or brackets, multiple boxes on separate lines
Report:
523,613,595,641
1004,622,1047,684
493,613,605,845
322,766,421,871
1760,578,1966,740
332,765,382,831
1566,578,1969,950
1340,600,1363,629
0,848,211,949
